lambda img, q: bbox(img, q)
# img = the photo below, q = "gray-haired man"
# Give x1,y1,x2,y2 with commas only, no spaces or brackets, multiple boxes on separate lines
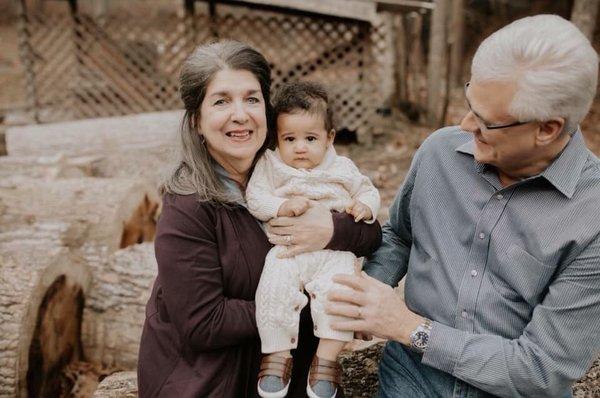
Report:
327,14,600,398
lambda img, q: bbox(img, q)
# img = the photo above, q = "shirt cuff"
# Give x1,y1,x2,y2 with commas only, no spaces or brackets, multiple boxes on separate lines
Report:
421,321,466,375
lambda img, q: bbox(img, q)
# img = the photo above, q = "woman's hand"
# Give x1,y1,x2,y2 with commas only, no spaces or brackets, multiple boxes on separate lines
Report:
267,201,334,258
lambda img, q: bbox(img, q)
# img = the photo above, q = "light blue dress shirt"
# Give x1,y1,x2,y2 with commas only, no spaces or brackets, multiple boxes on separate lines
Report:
364,126,600,397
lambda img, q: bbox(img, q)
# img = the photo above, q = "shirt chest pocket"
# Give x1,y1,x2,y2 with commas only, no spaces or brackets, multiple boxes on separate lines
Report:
489,244,556,306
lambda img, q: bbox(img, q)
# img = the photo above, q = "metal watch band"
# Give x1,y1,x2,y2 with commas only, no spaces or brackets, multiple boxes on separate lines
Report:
409,318,432,354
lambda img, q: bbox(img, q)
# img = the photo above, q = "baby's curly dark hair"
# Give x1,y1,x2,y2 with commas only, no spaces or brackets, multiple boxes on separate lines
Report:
272,81,333,132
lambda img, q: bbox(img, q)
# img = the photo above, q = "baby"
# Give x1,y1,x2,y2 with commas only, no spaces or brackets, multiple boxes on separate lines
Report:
246,81,380,398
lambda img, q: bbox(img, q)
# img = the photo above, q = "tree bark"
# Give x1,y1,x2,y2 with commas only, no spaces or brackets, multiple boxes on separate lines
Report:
448,0,465,88
427,0,449,126
393,13,408,105
406,11,425,107
93,371,138,398
0,242,91,397
0,177,159,254
5,110,181,157
82,243,157,369
0,154,98,180
571,0,599,41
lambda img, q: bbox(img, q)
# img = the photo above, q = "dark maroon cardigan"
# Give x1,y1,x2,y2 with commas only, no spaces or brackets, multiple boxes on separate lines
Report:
138,193,382,397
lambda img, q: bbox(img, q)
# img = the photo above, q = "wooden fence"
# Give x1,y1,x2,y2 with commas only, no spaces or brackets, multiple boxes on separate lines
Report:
17,1,434,142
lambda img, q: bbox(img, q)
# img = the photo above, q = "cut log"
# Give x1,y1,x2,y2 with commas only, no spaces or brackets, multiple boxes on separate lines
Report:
88,145,173,189
0,242,91,397
0,154,99,180
93,371,137,398
82,243,157,369
89,344,384,398
0,176,160,255
0,220,89,249
5,110,181,157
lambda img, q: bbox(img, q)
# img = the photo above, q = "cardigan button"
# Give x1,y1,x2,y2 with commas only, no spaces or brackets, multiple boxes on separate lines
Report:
291,337,296,344
294,305,300,311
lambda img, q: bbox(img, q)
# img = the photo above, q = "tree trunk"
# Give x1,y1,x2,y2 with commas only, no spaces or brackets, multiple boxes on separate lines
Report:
82,243,157,369
0,177,159,255
406,11,425,108
448,0,465,88
427,0,449,126
0,154,98,180
5,110,181,157
571,0,599,41
393,13,408,105
93,371,138,398
0,242,91,397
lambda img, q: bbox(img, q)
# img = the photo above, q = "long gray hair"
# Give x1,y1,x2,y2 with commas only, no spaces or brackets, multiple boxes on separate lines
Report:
161,40,274,204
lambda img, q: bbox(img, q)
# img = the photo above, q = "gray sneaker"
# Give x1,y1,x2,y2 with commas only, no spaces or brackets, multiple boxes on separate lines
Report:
257,355,292,398
306,356,340,398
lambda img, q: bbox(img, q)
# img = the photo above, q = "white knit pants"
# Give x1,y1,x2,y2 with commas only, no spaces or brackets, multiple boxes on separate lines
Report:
256,246,356,354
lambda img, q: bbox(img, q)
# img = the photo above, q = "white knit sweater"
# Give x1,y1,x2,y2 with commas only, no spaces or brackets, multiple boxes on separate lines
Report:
246,146,380,222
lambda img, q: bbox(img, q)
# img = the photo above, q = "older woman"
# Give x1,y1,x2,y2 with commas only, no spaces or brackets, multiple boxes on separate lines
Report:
137,41,381,397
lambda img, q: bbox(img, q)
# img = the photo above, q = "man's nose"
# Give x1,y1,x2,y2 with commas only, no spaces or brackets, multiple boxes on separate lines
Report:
460,111,480,134
231,101,249,123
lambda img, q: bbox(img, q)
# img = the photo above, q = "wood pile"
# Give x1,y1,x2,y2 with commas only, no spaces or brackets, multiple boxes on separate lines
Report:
0,111,174,397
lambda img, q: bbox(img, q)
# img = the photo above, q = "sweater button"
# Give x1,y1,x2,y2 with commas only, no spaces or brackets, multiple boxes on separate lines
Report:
294,305,300,311
310,293,316,299
314,325,318,331
291,337,296,344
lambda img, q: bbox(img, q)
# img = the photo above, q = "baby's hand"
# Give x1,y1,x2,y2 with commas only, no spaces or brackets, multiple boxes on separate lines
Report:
277,197,311,217
345,200,373,222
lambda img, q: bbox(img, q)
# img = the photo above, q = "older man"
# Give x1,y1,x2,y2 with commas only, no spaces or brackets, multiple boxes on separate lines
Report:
327,14,600,398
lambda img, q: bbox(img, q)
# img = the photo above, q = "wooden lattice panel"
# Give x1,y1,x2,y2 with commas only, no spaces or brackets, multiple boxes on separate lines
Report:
23,9,77,122
214,5,376,139
20,3,394,142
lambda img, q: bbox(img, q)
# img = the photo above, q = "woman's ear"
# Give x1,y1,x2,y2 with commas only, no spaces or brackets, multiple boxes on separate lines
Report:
327,129,336,145
537,117,565,146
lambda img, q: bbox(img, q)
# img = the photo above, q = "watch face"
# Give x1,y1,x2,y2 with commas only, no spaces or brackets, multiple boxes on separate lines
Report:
413,331,429,349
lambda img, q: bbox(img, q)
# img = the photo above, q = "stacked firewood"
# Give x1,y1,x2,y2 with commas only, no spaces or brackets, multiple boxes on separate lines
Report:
0,111,177,397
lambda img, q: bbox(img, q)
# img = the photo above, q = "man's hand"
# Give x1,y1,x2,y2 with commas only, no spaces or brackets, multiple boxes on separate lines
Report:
277,197,311,217
325,272,424,345
268,202,333,258
346,199,373,222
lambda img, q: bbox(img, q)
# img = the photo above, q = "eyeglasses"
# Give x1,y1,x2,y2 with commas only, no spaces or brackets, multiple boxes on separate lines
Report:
464,82,533,130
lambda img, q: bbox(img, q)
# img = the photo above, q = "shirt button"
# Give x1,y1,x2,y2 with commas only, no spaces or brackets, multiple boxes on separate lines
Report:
470,270,478,277
478,232,485,240
461,310,468,319
496,194,503,200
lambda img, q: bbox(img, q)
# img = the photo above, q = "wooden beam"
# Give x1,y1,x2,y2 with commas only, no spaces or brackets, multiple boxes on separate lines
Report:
213,0,378,23
356,0,435,12
571,0,599,41
448,0,464,88
426,0,449,126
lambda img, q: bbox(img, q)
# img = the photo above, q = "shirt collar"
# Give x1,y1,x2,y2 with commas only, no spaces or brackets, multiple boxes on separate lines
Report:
213,162,246,206
455,129,589,198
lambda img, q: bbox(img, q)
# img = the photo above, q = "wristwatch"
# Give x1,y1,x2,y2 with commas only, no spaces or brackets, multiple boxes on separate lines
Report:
409,318,432,354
